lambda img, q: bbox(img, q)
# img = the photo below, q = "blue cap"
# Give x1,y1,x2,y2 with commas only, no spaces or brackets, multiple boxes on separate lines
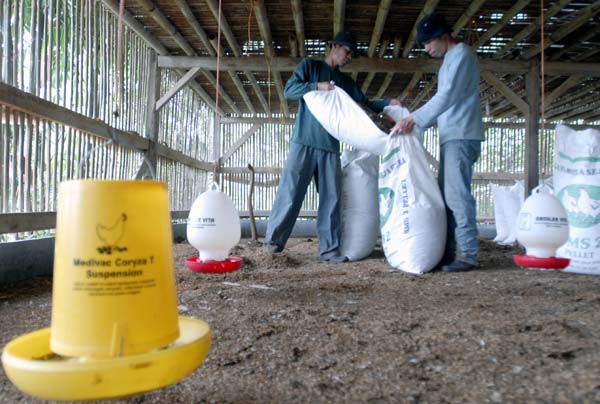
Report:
329,32,358,54
417,13,451,44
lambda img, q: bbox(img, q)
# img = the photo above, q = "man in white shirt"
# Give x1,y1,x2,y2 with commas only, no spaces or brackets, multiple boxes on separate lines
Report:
392,13,485,272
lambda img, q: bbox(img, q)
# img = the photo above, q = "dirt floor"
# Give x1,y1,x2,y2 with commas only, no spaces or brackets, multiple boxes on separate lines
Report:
1,237,600,403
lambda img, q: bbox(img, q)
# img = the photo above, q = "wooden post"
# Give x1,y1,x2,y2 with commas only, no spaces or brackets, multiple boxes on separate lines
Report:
524,59,541,196
136,52,160,179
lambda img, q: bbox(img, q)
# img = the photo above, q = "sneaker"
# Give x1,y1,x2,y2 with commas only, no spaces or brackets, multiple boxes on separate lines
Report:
441,261,475,273
262,243,283,254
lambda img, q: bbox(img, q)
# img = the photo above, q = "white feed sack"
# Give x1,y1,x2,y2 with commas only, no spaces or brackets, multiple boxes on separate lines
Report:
304,88,446,274
492,181,524,245
339,148,380,261
554,124,600,275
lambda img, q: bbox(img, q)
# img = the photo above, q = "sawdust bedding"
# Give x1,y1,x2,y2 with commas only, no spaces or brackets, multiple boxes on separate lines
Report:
1,238,600,403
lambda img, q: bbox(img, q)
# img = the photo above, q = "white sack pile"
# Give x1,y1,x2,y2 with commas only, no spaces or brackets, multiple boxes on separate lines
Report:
554,124,600,275
304,87,446,274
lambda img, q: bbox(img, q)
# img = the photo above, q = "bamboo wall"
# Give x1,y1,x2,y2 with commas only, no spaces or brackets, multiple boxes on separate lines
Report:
0,0,211,235
0,0,572,242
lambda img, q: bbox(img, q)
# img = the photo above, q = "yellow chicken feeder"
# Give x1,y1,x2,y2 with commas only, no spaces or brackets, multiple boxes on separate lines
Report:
1,180,211,401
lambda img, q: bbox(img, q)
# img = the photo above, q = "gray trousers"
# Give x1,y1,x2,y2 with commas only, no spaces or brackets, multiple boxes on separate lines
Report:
265,142,342,258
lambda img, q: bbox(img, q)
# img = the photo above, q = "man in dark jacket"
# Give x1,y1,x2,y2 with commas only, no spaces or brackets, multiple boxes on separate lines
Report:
264,32,398,262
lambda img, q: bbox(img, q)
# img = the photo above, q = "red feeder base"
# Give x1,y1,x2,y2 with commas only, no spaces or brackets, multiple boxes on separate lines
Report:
186,256,243,273
513,254,570,270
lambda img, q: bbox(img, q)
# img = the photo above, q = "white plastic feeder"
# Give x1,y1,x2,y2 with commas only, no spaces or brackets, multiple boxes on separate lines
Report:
187,183,241,268
513,185,570,269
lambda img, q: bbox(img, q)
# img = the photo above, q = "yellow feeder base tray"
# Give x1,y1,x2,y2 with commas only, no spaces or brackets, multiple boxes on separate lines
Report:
1,316,211,401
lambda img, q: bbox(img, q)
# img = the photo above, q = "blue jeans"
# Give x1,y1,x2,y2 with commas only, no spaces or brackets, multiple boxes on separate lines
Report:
265,142,342,258
438,140,481,265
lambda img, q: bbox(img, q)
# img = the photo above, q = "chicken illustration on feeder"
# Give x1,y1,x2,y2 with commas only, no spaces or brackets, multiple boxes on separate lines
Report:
186,182,243,273
513,184,570,270
1,180,212,401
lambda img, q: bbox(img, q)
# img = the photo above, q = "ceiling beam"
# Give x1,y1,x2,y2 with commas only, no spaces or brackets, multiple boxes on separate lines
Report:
367,0,392,58
482,71,529,115
135,0,240,114
99,0,222,114
159,56,565,75
253,0,290,116
551,24,600,61
402,0,440,58
544,75,583,106
361,39,389,94
409,76,437,110
375,36,402,98
522,0,600,60
473,0,530,50
176,0,256,115
290,0,306,57
208,34,256,115
452,0,486,37
495,0,570,59
333,0,346,36
205,0,271,116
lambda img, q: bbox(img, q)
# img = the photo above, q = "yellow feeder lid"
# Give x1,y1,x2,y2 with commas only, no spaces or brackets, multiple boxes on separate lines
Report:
1,316,211,401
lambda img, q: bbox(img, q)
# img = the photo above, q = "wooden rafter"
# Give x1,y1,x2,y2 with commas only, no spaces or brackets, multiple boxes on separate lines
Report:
359,0,392,94
494,0,570,59
374,37,402,98
290,0,306,57
361,39,389,94
409,76,437,110
253,0,290,117
176,0,256,115
545,75,583,105
482,71,529,115
204,0,271,116
452,0,486,37
99,0,222,114
551,24,600,61
521,0,600,60
333,0,346,36
472,0,530,50
367,0,392,59
135,0,241,115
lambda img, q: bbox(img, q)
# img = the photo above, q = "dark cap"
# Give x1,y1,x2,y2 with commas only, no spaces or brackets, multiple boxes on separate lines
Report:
328,32,358,54
417,13,451,44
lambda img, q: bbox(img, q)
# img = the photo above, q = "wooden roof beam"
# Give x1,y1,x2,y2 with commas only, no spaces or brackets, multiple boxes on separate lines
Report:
545,75,583,105
375,37,402,98
495,0,570,59
361,39,390,94
158,56,600,77
522,0,600,60
136,0,240,115
473,0,530,50
290,0,306,57
402,0,440,58
99,0,221,114
207,34,257,115
204,0,271,116
253,0,290,117
175,0,256,115
482,71,529,115
409,76,437,110
333,0,346,36
359,0,392,91
551,24,600,61
452,0,486,37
